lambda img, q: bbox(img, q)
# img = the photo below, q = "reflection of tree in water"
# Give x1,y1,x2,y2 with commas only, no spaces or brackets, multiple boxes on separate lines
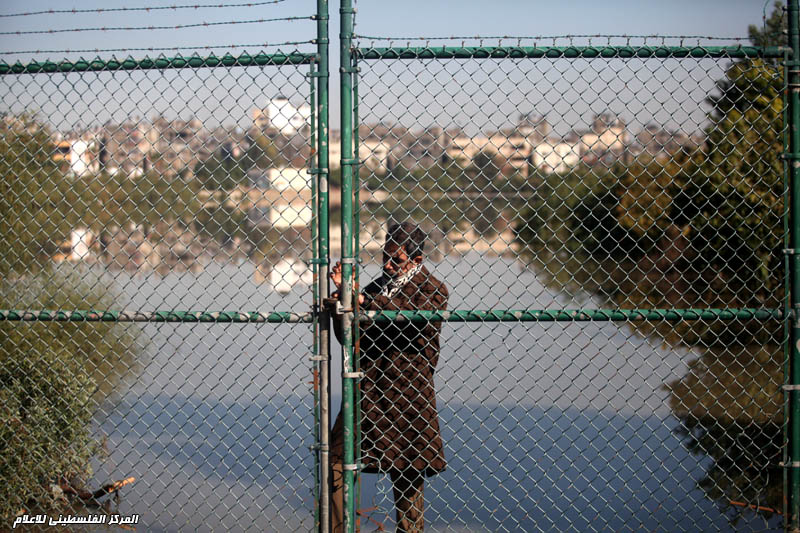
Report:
520,238,785,516
667,346,783,513
464,151,501,236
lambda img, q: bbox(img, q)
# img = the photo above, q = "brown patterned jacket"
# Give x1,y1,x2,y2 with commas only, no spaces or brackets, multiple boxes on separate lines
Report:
331,265,449,476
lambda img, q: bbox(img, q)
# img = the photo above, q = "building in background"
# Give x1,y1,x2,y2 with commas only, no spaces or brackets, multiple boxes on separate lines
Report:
577,112,630,165
532,141,580,174
53,138,99,177
253,97,311,136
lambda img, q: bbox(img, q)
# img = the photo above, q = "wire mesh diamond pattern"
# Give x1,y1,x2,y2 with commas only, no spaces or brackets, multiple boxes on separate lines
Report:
350,39,785,532
0,56,320,530
0,3,794,531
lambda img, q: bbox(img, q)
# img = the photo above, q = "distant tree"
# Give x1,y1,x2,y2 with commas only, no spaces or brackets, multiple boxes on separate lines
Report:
195,155,247,191
464,150,500,190
244,134,284,171
661,22,785,517
0,114,65,275
748,1,786,49
674,58,784,302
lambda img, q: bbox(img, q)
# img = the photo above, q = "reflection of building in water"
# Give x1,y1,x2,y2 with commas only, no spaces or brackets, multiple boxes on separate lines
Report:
268,167,311,191
269,194,312,229
202,166,313,230
248,168,271,189
267,167,312,229
270,257,313,294
53,227,96,263
69,228,94,261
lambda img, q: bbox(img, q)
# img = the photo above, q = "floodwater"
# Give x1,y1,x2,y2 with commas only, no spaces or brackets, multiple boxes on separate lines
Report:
86,253,781,532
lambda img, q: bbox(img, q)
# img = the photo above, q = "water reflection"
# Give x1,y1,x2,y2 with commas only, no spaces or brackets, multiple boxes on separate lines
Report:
666,346,783,516
522,244,785,523
78,253,783,531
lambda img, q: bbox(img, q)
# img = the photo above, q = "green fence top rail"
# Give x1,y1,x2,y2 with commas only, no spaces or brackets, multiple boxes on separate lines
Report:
0,308,781,323
0,310,314,323
356,45,788,60
361,308,783,322
0,51,316,75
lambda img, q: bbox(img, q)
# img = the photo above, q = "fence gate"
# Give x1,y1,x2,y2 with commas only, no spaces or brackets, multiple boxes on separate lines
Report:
334,1,797,532
0,1,330,531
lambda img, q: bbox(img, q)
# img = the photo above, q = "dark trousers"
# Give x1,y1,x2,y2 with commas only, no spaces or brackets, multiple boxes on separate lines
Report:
331,452,425,532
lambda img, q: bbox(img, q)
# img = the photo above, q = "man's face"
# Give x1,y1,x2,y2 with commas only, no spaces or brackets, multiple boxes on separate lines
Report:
383,242,415,278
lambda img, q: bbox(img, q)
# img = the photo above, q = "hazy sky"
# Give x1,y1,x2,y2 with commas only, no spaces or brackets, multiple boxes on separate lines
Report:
0,0,770,51
0,0,776,133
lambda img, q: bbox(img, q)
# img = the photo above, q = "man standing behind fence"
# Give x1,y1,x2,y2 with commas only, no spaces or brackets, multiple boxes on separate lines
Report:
329,222,449,533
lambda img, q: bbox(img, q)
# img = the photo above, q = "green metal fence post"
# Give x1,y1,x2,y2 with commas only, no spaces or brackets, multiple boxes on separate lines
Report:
785,45,792,525
315,1,332,531
308,59,321,531
339,0,358,531
789,0,800,529
351,49,362,526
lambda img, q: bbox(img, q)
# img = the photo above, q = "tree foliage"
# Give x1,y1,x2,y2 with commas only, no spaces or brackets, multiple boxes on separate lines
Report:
517,5,786,514
245,133,284,170
195,155,248,191
0,114,63,276
748,1,786,49
0,269,142,521
0,115,143,519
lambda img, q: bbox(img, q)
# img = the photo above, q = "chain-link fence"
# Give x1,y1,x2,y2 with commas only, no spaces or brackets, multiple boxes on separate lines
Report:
3,1,800,532
0,1,329,530
337,8,791,532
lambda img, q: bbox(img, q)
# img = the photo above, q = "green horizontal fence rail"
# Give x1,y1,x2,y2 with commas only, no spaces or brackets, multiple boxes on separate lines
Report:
0,51,316,74
0,308,782,322
0,310,315,322
356,45,789,60
361,308,784,322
